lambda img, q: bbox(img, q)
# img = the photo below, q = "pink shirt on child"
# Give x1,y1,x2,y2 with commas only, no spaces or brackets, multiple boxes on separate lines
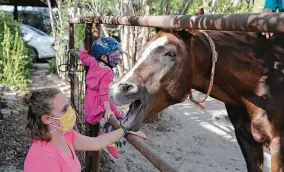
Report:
80,49,121,125
24,130,81,172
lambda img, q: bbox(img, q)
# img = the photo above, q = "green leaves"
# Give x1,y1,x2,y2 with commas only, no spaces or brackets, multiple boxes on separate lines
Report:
0,14,32,91
148,0,254,15
115,140,127,148
48,58,57,74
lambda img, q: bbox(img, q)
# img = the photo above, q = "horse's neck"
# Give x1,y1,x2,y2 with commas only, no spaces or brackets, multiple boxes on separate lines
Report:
190,32,216,92
189,33,241,105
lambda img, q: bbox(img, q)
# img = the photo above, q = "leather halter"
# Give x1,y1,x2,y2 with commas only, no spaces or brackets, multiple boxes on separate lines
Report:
189,30,218,110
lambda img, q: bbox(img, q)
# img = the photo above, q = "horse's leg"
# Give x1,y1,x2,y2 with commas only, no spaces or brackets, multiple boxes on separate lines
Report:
225,104,264,172
270,134,283,172
242,98,284,172
268,111,284,172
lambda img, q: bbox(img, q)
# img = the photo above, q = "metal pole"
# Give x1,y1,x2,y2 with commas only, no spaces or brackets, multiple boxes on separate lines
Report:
84,22,93,172
69,23,75,110
13,5,18,21
84,23,101,172
69,13,284,33
108,117,178,172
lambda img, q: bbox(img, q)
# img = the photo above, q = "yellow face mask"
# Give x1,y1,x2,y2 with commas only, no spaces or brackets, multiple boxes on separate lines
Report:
48,107,76,132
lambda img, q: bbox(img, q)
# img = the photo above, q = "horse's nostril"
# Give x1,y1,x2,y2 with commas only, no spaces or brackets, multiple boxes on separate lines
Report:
119,82,138,93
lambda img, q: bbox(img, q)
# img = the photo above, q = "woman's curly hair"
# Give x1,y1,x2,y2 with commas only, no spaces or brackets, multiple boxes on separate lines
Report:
23,88,60,142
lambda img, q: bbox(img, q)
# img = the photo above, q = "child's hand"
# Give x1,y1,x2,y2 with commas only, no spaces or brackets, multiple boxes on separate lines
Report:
129,130,148,140
104,110,115,122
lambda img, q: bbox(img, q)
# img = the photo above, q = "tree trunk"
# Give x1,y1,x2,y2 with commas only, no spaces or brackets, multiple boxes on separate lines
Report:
73,0,79,17
56,0,63,28
46,0,56,37
165,0,170,15
160,0,165,14
233,0,240,7
210,0,219,13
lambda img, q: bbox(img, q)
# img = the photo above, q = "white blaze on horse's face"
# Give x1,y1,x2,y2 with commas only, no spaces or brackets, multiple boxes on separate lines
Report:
120,36,169,83
111,35,178,88
109,34,181,108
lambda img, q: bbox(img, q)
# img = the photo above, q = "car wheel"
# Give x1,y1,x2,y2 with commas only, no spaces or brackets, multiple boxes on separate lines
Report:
31,48,39,62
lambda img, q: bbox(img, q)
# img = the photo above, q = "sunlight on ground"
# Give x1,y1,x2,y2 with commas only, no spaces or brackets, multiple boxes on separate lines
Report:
171,98,272,171
198,121,236,141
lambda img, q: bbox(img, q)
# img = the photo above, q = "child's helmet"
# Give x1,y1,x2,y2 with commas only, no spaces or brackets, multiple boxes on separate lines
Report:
91,37,122,68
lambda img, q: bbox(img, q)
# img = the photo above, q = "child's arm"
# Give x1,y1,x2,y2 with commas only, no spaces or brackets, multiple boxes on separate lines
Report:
104,101,114,121
99,72,116,121
79,40,96,67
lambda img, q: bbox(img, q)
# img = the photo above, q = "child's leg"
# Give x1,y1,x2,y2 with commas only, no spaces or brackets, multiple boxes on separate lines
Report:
90,123,100,137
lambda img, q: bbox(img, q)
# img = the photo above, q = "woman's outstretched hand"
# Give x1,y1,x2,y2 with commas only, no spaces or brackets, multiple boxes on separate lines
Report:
129,130,148,140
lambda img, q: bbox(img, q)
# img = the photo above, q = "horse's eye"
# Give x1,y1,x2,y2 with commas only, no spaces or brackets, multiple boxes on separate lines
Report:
165,51,176,57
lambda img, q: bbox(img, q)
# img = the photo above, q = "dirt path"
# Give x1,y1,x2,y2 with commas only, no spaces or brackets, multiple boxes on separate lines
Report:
0,63,271,172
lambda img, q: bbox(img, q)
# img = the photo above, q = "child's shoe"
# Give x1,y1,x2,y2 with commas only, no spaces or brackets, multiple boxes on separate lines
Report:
105,144,120,160
98,132,120,160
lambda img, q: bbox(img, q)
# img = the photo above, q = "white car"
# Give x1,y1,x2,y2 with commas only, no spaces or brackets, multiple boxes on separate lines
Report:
20,24,55,61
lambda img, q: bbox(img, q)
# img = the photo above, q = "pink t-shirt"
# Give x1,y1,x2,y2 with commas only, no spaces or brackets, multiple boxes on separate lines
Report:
24,130,81,172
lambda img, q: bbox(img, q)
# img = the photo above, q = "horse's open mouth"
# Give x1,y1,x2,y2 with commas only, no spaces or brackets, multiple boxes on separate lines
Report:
121,99,143,129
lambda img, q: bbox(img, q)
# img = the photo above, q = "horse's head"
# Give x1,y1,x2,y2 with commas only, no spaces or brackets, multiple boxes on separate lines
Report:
109,30,195,131
109,9,204,131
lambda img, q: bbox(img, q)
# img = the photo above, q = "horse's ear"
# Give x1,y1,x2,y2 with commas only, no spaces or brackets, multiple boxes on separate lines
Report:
155,27,163,33
180,29,196,38
195,8,205,15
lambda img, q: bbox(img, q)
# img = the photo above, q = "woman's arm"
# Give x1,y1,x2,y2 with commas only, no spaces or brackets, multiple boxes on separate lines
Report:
73,128,125,151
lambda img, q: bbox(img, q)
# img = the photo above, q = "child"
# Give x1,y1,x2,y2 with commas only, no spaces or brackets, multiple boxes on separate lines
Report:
80,37,146,160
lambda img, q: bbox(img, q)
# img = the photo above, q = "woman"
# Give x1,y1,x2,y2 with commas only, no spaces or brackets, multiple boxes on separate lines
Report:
23,88,147,172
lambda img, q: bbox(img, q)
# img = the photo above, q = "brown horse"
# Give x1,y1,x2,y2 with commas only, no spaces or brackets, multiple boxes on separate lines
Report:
108,19,284,172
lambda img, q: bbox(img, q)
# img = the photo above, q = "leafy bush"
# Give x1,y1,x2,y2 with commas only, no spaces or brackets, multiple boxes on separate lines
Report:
0,13,33,91
48,58,57,74
75,24,85,50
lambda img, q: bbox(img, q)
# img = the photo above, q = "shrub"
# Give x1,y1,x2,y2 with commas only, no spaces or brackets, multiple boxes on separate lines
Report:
0,13,33,91
48,58,57,74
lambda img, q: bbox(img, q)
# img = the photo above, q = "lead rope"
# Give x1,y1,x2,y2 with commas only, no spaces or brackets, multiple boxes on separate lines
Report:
189,30,218,110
